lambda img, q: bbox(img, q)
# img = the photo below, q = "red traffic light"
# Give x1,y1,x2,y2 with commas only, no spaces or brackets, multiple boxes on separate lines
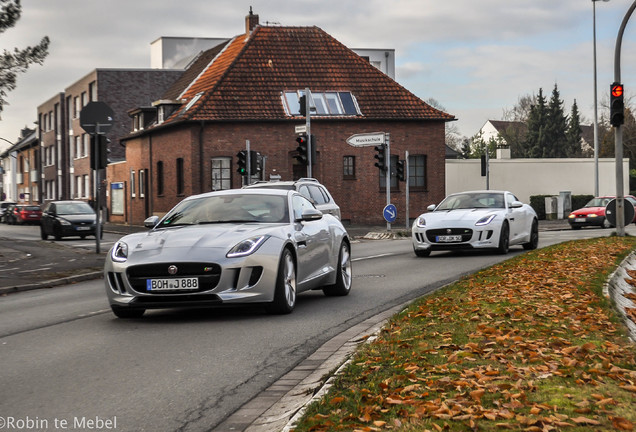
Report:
612,84,624,98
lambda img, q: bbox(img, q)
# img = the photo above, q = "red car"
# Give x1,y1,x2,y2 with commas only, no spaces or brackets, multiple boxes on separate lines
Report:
568,195,636,229
7,204,42,225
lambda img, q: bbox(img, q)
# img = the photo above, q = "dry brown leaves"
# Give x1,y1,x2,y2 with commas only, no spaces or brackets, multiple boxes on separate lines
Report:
296,237,636,431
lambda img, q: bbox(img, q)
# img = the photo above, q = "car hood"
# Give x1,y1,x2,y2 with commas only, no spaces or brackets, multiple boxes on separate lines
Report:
427,208,499,223
571,206,605,216
116,223,285,258
58,213,96,223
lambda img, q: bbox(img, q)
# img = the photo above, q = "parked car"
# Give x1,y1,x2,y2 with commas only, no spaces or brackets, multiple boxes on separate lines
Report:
40,200,101,240
104,188,352,318
244,178,341,220
412,190,539,257
567,195,636,229
0,200,16,223
5,204,42,225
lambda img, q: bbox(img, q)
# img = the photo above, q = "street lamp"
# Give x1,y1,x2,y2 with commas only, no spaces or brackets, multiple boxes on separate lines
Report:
593,0,610,197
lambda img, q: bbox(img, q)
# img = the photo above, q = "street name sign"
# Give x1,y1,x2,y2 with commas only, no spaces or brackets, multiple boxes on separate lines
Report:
346,132,385,147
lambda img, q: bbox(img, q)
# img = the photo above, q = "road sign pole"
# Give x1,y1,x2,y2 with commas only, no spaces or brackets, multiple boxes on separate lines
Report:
246,140,251,186
94,126,101,254
385,133,391,231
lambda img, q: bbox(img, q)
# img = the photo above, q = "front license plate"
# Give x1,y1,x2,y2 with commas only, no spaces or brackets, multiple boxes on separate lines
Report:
436,235,462,242
76,226,90,231
147,277,199,291
574,218,586,223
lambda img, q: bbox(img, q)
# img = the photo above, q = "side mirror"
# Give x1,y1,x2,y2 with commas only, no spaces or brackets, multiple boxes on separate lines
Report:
427,204,437,212
300,208,323,222
510,201,523,209
144,215,160,229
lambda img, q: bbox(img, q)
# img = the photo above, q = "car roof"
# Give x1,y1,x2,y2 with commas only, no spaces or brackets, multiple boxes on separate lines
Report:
186,188,293,201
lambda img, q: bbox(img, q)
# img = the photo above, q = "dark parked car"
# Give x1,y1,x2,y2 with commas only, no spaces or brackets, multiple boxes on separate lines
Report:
40,200,102,240
0,200,16,223
6,204,42,225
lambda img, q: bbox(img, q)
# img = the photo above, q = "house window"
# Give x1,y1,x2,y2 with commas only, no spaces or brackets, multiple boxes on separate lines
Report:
408,154,427,189
156,161,164,196
379,155,399,191
176,158,184,195
74,96,80,118
83,175,89,199
211,157,231,191
89,81,97,101
74,136,81,159
282,91,361,116
343,156,355,179
139,169,145,198
82,134,89,158
130,170,136,198
81,91,88,108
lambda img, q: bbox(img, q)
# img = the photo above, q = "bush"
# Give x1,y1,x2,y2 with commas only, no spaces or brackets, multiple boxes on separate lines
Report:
572,194,594,211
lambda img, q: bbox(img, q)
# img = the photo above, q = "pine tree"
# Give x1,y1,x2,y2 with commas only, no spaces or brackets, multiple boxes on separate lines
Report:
0,0,50,118
522,88,548,157
545,84,569,157
566,100,582,157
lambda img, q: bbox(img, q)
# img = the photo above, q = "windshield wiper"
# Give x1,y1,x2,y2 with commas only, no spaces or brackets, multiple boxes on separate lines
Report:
197,220,261,224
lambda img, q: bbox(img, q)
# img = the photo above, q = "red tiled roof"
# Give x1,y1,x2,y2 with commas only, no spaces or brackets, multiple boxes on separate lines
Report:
162,25,453,125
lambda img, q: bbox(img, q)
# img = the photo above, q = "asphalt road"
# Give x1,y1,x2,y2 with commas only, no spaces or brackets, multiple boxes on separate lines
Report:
1,222,634,432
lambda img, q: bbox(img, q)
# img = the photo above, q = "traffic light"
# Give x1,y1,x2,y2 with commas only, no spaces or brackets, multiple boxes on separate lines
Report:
299,95,306,117
396,159,405,181
249,151,261,175
374,144,387,171
90,135,109,170
295,134,308,165
610,82,625,127
236,150,247,175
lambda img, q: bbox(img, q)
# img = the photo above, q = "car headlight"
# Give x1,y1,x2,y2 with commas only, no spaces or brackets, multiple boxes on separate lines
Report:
589,213,598,217
475,214,496,226
59,218,72,226
111,241,129,263
227,235,269,258
415,216,426,228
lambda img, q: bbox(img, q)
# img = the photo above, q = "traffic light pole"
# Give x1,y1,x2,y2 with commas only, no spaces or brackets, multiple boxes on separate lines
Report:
612,1,636,236
246,140,251,186
305,88,312,178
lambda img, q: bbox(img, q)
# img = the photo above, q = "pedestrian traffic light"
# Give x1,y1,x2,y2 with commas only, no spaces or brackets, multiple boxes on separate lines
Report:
249,151,261,175
610,82,625,127
90,135,109,170
374,144,387,171
396,159,405,181
295,134,308,165
236,150,247,175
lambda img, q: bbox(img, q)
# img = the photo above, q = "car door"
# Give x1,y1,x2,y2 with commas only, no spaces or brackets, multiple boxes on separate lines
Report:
506,193,528,243
42,203,55,234
291,194,330,289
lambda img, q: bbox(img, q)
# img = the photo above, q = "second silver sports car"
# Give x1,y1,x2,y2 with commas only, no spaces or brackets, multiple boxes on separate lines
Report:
412,190,539,257
105,189,352,318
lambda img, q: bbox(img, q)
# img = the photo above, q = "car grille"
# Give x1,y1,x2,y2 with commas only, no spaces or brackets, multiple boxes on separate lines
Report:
425,228,473,243
125,262,222,294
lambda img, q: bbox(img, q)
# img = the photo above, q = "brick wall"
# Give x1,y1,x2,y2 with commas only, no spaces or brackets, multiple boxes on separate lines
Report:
109,119,447,226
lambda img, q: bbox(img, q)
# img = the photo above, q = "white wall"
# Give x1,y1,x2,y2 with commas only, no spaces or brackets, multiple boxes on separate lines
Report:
446,158,629,204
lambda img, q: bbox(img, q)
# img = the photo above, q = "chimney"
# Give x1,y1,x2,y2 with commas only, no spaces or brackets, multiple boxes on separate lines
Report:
245,7,259,33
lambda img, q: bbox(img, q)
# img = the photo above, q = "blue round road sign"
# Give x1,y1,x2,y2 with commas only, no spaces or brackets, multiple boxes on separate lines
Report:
383,204,397,223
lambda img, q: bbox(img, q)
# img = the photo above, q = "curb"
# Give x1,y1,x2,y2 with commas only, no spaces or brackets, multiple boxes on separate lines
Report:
0,271,103,295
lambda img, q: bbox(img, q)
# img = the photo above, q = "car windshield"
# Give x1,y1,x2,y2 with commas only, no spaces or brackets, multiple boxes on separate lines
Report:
57,202,95,215
159,194,289,227
435,192,505,211
585,198,612,207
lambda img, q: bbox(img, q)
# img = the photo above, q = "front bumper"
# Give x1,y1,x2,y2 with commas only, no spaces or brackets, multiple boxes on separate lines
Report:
412,226,499,252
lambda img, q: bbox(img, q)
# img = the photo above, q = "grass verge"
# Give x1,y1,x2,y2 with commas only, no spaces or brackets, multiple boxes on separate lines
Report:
291,237,636,431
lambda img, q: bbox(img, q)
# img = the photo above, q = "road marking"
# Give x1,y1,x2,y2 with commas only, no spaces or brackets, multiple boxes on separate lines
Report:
18,267,52,273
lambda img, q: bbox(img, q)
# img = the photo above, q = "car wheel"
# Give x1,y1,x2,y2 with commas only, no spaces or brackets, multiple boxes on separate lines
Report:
323,241,352,296
111,306,145,319
40,225,48,240
414,248,431,257
267,248,296,314
522,219,539,250
602,218,611,229
497,221,510,254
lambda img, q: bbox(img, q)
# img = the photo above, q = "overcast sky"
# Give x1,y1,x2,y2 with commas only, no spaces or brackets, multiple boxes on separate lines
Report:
1,0,635,151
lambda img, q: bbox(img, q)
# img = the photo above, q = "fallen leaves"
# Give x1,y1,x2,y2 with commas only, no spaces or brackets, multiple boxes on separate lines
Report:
292,238,636,432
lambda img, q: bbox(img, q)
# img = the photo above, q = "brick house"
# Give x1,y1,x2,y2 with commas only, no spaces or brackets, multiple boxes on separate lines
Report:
0,127,39,203
37,68,183,204
108,12,454,225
